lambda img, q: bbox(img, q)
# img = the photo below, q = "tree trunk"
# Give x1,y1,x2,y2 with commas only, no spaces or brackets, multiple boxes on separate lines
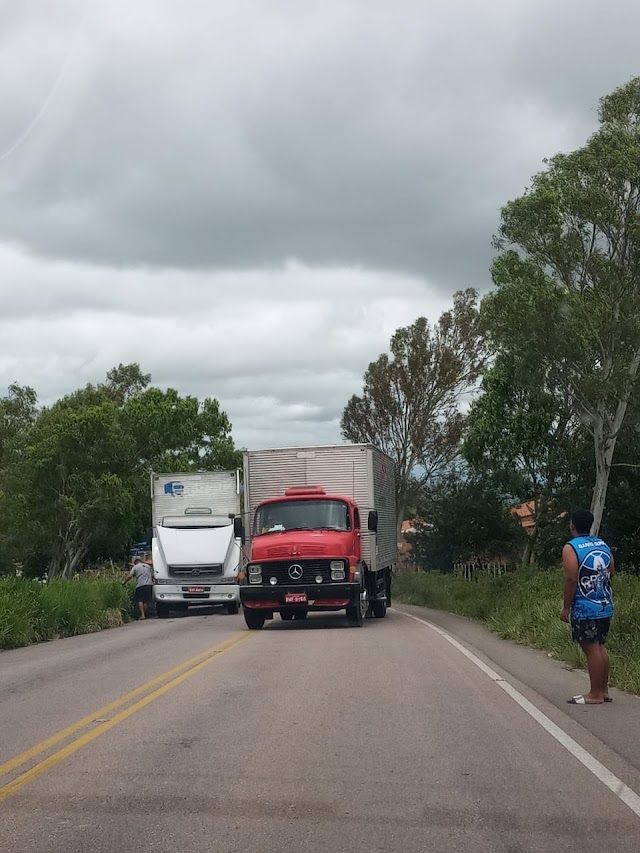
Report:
590,346,640,536
590,412,621,536
396,500,406,551
47,541,64,579
62,535,90,578
521,526,537,567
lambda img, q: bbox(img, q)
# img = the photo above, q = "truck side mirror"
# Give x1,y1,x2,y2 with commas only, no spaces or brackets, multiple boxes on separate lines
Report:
233,516,246,545
367,510,378,533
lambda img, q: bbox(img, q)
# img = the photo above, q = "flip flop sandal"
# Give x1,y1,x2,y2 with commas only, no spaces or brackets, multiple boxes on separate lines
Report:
568,695,603,705
604,697,613,703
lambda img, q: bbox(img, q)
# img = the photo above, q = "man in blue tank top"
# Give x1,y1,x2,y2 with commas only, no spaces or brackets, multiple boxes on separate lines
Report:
561,509,615,705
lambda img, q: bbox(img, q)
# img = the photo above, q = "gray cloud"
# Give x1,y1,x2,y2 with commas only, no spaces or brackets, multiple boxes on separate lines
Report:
1,0,639,448
1,0,613,284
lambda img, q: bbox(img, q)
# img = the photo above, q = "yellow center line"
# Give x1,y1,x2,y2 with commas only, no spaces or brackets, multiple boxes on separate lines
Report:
0,631,246,780
0,632,253,803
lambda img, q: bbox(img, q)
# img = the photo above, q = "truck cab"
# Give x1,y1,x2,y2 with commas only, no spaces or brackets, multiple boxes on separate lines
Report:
150,470,243,618
240,485,386,629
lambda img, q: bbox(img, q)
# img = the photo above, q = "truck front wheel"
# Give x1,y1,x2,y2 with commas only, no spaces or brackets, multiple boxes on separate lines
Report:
156,603,171,619
244,609,266,630
226,602,239,615
346,589,367,627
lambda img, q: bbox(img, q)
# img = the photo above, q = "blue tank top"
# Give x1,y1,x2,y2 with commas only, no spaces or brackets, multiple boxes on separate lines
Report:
569,536,614,619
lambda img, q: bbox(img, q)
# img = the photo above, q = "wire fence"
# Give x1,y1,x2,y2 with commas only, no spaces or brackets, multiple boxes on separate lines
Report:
453,560,515,581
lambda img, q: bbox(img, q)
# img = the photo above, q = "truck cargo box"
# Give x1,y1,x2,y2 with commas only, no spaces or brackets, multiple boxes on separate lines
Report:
243,444,396,573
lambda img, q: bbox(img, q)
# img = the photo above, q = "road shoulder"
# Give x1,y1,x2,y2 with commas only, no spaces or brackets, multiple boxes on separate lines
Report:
393,603,640,776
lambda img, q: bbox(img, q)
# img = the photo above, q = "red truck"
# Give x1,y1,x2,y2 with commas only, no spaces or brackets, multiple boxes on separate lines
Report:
239,444,397,629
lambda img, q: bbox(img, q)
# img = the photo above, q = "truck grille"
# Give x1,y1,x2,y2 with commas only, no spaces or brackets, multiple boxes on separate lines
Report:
167,564,223,581
260,560,333,585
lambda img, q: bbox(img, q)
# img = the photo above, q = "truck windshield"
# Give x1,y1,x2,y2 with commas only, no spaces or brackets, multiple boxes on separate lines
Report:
255,500,351,534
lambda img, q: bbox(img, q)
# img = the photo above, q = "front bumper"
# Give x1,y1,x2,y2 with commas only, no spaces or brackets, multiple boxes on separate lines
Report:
240,583,359,611
154,584,240,605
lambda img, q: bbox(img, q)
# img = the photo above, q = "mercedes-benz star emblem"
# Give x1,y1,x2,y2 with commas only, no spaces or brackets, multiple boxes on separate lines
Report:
288,564,304,580
191,569,200,576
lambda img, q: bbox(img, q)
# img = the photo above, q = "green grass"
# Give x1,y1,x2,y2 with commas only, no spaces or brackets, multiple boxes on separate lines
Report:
393,569,640,695
0,578,134,650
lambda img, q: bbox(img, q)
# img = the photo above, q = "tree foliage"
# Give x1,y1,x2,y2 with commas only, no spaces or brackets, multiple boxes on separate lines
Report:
463,352,587,563
409,475,525,573
0,366,241,578
486,76,640,534
341,289,485,530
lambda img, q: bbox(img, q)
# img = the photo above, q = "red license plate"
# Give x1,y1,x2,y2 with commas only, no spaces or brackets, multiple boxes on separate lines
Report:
187,586,205,593
284,593,308,605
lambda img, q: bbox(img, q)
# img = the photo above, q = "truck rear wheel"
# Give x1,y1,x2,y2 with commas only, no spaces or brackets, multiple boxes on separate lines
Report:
372,600,387,619
226,602,239,615
244,610,266,630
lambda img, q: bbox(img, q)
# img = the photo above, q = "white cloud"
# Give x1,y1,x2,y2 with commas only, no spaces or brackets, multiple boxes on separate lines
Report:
0,245,450,447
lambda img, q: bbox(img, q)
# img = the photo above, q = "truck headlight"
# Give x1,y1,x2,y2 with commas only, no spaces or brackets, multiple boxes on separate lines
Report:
249,573,262,584
248,564,262,575
330,560,346,581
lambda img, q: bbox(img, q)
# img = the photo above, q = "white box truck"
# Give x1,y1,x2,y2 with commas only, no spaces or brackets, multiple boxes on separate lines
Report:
151,470,244,618
239,444,397,629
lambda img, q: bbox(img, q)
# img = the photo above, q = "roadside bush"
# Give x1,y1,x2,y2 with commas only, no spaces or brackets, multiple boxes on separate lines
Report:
393,569,640,695
0,578,133,650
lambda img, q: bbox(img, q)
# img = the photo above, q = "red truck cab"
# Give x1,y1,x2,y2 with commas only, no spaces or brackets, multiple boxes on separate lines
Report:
240,485,379,628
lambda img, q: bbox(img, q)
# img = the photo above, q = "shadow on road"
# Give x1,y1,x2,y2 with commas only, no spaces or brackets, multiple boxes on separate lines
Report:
265,611,397,631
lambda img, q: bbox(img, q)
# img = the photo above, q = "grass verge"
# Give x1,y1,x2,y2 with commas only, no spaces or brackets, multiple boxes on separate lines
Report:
0,578,134,650
393,569,640,695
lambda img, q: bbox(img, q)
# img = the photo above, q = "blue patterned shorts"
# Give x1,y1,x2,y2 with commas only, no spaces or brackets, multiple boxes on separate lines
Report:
571,618,611,645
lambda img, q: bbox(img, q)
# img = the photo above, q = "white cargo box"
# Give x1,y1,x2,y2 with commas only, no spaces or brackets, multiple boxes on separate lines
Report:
151,470,241,527
243,444,396,573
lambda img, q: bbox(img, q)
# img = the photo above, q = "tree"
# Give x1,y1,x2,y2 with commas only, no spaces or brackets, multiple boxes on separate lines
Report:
487,77,640,535
2,366,242,577
105,363,151,404
409,475,524,573
341,289,485,537
0,384,38,573
0,383,37,470
464,353,584,564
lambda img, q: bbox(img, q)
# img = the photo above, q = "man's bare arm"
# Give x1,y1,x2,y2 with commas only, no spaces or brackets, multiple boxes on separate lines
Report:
561,544,578,622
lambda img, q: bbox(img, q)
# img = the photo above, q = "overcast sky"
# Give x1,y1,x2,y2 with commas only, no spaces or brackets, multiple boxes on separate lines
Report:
1,1,639,449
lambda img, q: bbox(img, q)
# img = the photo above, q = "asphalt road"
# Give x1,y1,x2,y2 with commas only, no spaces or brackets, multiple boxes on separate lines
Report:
1,605,640,852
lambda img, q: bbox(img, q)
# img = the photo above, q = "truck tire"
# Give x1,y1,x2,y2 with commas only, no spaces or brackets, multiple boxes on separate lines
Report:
226,602,239,615
346,588,367,627
346,603,364,626
244,610,266,630
294,610,308,621
156,603,171,619
372,600,387,619
281,610,294,621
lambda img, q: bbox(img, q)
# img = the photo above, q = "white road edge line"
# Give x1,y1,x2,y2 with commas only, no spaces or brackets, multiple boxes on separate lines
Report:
393,608,640,819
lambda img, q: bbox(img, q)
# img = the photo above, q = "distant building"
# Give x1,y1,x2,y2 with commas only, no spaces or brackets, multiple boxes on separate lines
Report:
398,518,430,572
511,501,536,534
